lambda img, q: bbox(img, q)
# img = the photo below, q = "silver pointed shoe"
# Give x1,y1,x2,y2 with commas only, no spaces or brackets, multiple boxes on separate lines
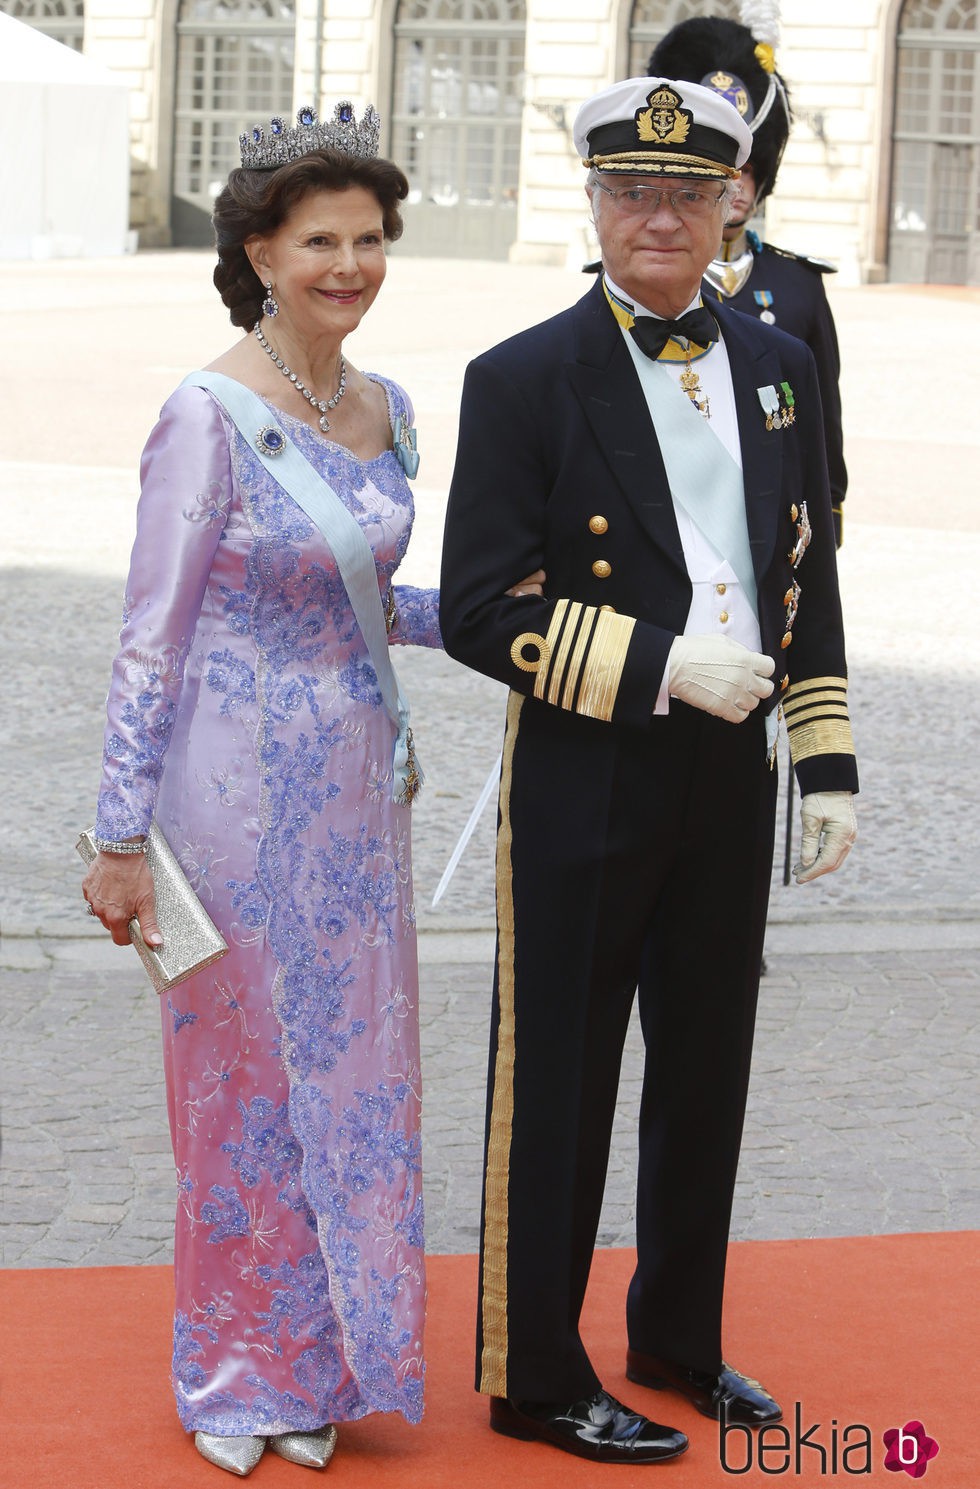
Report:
194,1432,266,1476
268,1426,338,1468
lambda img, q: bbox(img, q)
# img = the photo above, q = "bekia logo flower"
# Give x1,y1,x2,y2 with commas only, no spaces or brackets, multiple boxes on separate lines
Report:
883,1420,940,1478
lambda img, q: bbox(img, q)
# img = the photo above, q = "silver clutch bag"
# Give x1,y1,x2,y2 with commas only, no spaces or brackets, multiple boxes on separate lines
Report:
76,822,228,993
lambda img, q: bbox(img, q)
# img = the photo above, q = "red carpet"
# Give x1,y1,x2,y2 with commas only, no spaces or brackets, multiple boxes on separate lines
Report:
2,1235,973,1487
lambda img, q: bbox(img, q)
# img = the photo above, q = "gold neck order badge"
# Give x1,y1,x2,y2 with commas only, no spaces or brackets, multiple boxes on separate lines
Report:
678,346,711,420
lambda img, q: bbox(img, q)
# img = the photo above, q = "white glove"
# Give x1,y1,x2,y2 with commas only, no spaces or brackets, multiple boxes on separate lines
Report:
794,791,857,883
667,634,775,723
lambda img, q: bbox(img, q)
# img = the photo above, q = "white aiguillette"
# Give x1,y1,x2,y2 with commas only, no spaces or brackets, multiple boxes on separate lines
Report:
76,823,228,993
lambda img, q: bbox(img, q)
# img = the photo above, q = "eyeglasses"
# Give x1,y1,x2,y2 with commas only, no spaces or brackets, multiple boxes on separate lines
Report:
592,181,727,220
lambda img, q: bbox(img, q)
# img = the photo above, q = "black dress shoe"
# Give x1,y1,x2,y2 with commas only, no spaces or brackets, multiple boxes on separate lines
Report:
490,1389,688,1463
626,1350,782,1425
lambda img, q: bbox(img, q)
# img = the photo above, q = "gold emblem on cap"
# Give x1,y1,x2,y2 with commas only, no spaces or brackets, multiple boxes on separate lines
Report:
636,86,692,147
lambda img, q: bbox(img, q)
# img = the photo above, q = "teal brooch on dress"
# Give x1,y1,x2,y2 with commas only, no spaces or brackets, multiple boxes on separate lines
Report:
393,416,419,479
256,425,285,456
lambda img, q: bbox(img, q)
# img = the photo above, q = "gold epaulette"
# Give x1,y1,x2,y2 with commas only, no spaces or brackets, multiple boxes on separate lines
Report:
509,600,635,723
783,676,855,765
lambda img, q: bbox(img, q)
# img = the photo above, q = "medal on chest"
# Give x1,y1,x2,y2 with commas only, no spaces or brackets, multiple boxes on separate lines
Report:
754,290,776,324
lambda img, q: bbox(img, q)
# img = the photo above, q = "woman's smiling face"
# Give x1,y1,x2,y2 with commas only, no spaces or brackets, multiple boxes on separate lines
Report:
247,185,388,338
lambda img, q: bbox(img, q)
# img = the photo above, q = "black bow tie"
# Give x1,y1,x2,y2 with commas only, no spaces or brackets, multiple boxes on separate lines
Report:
629,306,719,360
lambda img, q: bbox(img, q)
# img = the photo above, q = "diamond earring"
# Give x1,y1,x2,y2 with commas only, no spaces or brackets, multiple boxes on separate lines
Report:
261,281,279,318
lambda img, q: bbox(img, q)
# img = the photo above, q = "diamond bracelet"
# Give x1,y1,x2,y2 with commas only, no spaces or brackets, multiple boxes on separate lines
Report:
93,837,149,856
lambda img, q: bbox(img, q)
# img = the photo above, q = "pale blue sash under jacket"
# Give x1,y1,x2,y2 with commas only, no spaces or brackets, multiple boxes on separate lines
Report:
621,338,777,756
182,370,420,804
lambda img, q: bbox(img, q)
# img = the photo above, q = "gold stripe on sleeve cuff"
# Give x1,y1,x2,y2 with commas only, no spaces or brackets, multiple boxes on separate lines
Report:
575,610,636,723
561,607,598,711
543,600,580,705
519,599,635,722
783,676,855,765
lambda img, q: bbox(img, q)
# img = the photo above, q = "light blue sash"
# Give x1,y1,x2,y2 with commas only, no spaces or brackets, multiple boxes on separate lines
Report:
182,370,421,805
622,335,758,615
622,337,778,758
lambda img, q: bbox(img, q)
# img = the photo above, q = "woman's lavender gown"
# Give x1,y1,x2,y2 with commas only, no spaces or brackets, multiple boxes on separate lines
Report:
94,379,440,1434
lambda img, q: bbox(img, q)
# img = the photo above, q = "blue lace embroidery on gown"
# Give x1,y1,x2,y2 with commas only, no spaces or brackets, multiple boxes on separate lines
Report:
94,376,437,1434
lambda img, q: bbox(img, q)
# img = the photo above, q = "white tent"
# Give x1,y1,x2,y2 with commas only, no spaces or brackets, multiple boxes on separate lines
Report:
0,13,131,259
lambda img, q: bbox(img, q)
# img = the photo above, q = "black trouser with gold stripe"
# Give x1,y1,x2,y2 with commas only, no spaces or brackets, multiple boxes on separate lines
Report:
476,690,779,1403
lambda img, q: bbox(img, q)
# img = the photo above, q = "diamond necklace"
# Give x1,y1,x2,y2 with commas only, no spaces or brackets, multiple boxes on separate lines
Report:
253,323,347,432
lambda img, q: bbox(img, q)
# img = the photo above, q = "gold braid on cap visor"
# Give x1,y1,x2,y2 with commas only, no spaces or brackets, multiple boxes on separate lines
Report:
585,152,739,177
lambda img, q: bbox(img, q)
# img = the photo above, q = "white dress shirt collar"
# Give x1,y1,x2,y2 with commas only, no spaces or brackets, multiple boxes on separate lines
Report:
602,272,702,323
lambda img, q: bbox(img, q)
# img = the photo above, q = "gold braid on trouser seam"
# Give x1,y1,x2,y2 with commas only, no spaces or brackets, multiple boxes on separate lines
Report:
479,690,523,1395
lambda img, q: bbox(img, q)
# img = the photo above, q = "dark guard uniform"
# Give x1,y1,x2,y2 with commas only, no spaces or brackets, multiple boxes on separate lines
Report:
704,234,846,535
649,15,847,546
439,278,858,1403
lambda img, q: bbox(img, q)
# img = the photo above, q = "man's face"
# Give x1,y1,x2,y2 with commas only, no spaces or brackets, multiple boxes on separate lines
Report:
723,163,759,241
589,173,729,317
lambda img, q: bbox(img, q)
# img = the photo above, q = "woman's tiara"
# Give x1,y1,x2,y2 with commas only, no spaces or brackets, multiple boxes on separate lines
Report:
239,102,381,171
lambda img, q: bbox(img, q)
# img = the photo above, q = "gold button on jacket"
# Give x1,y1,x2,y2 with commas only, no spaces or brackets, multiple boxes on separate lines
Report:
592,559,612,579
588,515,609,535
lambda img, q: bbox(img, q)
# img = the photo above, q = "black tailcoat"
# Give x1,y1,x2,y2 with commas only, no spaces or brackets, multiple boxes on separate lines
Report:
439,281,857,1403
442,280,855,796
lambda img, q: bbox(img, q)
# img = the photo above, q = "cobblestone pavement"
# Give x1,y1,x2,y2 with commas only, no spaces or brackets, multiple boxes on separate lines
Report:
2,256,979,1270
2,933,977,1265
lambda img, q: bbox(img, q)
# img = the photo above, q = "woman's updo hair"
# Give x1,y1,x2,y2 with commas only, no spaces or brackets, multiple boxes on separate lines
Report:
212,149,409,330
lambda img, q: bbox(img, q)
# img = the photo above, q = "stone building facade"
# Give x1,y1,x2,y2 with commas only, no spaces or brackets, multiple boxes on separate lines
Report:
5,0,979,284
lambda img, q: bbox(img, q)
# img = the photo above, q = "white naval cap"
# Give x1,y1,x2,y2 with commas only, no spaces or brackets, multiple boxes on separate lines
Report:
573,76,753,179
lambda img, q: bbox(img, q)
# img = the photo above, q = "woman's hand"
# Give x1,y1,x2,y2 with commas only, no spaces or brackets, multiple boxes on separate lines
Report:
83,852,162,948
506,569,546,598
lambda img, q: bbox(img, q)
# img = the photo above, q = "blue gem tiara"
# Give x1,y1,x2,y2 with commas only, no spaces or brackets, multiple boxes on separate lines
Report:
239,102,381,170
